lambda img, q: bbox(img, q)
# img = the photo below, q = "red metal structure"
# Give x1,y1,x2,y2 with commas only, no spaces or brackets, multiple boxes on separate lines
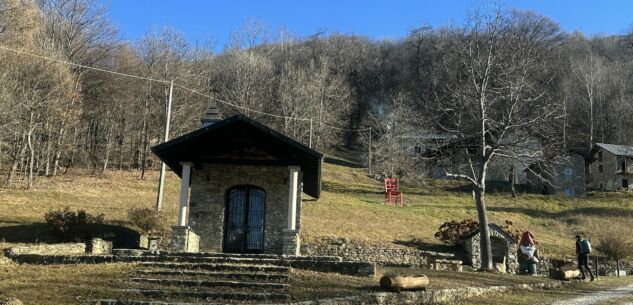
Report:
384,178,403,207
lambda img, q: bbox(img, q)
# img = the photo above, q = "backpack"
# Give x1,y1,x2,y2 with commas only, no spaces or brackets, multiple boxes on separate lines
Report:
579,239,592,254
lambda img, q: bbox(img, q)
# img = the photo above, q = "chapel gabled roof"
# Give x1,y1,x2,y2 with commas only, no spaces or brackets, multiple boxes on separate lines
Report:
152,114,323,198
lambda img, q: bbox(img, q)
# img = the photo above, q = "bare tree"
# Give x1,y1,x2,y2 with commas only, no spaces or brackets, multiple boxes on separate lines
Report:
425,8,564,270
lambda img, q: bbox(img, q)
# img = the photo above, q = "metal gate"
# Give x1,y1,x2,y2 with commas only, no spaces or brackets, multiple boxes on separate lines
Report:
223,185,266,254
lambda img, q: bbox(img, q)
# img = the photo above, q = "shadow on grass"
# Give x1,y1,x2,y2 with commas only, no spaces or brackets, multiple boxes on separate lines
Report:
322,181,383,195
394,238,467,261
0,223,140,248
488,206,633,219
323,156,365,169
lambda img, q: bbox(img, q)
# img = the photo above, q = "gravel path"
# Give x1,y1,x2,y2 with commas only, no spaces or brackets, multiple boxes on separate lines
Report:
550,284,633,305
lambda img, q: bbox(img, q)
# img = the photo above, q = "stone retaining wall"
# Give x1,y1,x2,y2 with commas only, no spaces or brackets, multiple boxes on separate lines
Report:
5,243,85,256
306,239,455,267
292,281,565,305
288,259,376,277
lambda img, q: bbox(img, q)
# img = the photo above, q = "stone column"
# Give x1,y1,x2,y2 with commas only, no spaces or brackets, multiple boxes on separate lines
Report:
287,166,300,230
178,162,193,226
283,166,301,256
171,162,198,252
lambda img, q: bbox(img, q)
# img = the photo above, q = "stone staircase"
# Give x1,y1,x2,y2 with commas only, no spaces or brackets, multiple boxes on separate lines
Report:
98,252,292,305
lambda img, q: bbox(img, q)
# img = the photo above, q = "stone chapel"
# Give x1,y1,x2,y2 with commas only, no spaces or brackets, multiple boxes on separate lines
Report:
152,104,322,256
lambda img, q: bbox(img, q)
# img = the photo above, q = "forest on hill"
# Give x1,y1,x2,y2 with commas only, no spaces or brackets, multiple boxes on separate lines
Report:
1,0,633,188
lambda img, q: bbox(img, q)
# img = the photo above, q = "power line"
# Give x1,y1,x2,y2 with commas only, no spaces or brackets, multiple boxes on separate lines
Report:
0,45,168,84
0,44,370,132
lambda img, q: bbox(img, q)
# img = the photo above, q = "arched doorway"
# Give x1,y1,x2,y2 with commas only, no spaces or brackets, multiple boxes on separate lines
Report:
223,185,266,254
491,236,508,265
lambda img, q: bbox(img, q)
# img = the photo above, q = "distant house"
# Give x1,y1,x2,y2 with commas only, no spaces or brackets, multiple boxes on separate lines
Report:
419,133,540,187
525,152,587,197
587,143,633,191
400,132,457,157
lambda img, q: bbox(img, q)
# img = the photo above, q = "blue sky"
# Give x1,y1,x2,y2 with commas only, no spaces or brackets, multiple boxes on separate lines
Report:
107,0,633,51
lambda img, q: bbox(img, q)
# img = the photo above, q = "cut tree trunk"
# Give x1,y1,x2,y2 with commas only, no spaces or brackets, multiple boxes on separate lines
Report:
549,269,580,280
380,275,429,292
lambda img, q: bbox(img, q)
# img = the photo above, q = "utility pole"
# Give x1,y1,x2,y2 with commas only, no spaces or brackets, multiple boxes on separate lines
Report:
156,80,173,211
309,119,313,148
368,127,372,176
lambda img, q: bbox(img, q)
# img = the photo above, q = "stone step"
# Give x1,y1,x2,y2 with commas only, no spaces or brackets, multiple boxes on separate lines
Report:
136,270,289,282
129,278,290,290
138,262,290,273
119,288,290,303
146,256,291,266
153,252,282,260
98,300,224,305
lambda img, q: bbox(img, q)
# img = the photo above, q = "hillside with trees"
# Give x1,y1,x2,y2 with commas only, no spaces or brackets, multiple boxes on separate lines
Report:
1,0,633,189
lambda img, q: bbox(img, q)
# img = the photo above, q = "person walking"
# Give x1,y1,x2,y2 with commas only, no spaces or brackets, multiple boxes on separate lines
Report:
576,234,595,281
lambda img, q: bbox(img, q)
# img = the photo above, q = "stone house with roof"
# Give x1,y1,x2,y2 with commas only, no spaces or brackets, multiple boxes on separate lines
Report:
587,143,633,191
524,152,587,197
152,103,322,255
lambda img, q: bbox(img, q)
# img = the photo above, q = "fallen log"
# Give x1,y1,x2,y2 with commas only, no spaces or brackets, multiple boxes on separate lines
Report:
380,275,429,292
549,268,581,280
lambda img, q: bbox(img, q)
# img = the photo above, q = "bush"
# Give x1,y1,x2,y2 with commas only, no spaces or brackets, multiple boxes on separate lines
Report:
597,235,633,262
434,219,479,246
128,207,166,235
44,208,104,242
434,219,524,246
501,220,523,242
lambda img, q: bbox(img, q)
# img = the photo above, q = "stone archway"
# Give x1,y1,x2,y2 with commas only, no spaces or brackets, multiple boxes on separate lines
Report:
491,236,508,264
463,223,518,273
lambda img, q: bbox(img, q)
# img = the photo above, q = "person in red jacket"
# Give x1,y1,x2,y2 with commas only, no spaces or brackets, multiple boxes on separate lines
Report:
576,234,595,281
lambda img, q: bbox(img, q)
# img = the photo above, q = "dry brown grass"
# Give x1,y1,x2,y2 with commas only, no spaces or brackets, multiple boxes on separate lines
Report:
1,162,633,303
1,162,633,258
289,266,558,301
0,169,180,227
0,259,136,305
302,163,633,259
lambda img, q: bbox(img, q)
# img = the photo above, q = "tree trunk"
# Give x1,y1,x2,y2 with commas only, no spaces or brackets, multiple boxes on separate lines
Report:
101,125,113,175
52,126,65,176
27,128,35,189
27,111,36,189
474,187,493,271
5,133,26,187
510,165,517,198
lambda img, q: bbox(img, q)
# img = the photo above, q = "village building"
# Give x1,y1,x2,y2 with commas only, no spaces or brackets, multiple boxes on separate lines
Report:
525,152,587,197
587,143,633,191
417,133,540,189
152,105,322,255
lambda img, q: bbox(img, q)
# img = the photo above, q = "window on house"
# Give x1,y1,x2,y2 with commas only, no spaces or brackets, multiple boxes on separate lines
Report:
564,167,572,176
598,152,603,161
564,188,574,196
599,165,603,173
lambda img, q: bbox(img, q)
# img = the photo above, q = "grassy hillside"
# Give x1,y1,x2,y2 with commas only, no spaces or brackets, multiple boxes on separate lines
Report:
1,162,633,259
304,163,633,259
